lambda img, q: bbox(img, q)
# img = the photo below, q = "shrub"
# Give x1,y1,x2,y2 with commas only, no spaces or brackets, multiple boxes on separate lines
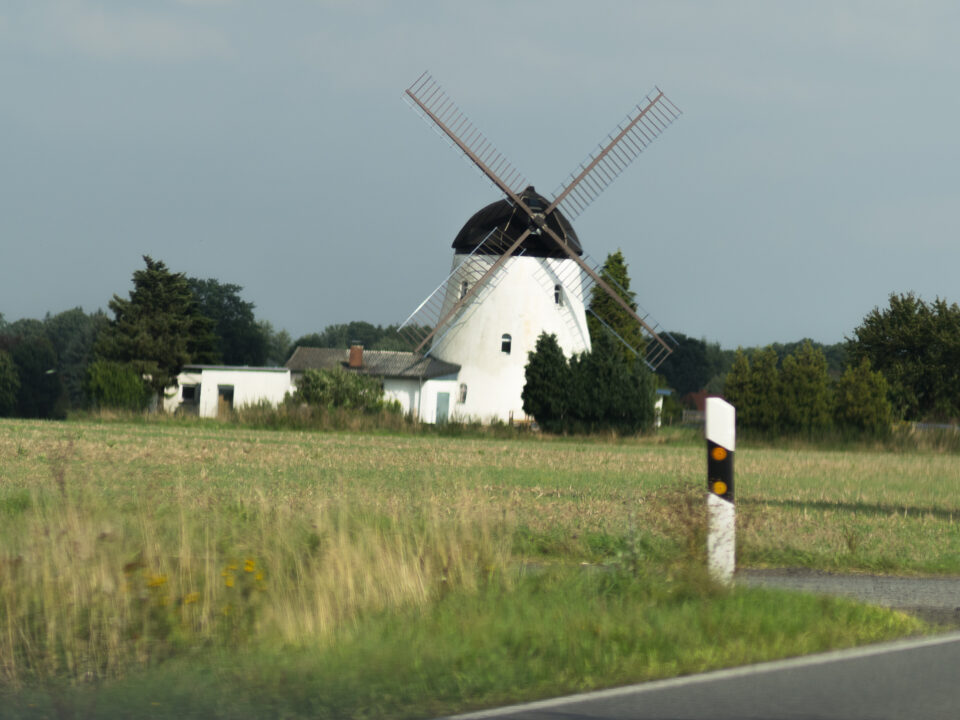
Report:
522,332,656,435
293,367,390,413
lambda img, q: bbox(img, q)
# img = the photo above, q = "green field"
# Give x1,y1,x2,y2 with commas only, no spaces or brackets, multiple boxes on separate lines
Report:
1,418,955,718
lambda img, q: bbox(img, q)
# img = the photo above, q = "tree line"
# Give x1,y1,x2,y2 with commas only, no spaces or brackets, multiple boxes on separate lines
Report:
0,257,292,417
0,257,427,419
3,253,957,433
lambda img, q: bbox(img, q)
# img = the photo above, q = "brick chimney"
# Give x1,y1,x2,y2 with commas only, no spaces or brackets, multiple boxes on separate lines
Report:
348,344,363,369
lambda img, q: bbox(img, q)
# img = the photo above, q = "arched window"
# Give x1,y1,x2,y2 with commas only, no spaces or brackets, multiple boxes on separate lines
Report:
460,280,469,299
458,383,468,403
501,334,512,354
554,284,563,306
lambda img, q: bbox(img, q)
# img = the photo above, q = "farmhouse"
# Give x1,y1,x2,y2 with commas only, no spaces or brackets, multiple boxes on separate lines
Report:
163,365,293,418
285,346,461,424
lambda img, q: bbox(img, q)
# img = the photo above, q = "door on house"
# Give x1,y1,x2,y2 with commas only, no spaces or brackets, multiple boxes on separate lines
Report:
436,392,450,424
217,385,234,417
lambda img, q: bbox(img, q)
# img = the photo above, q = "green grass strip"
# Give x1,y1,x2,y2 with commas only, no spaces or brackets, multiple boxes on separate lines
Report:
3,567,926,720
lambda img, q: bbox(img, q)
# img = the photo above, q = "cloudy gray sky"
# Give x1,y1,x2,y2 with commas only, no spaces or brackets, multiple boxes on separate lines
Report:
2,1,958,348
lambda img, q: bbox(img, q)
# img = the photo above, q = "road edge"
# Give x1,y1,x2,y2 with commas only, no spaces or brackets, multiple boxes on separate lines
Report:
439,630,960,719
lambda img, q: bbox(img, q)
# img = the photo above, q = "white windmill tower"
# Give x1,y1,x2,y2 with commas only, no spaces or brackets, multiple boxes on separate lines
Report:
399,72,681,423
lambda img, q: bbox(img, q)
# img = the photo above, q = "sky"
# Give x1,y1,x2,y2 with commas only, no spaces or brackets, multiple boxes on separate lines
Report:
2,1,959,349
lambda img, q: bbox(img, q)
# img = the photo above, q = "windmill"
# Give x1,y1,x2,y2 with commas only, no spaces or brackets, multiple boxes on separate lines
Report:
398,71,681,423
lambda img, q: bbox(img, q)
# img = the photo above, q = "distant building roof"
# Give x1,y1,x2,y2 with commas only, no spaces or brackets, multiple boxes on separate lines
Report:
285,347,460,380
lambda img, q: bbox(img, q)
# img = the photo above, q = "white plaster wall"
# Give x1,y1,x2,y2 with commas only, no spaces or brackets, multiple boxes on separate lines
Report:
383,378,419,417
166,368,293,418
430,254,591,423
419,376,461,424
384,376,460,423
198,368,292,417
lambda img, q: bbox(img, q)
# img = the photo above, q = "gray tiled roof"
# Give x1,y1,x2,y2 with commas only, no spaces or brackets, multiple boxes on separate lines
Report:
285,347,460,380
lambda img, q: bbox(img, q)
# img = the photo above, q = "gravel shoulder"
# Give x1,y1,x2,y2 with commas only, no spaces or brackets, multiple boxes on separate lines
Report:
738,568,960,628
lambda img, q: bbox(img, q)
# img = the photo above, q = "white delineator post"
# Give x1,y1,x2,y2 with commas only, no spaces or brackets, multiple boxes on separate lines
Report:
705,397,736,585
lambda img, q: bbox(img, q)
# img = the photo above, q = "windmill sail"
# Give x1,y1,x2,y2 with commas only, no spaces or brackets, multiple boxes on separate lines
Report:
405,72,528,201
547,90,682,221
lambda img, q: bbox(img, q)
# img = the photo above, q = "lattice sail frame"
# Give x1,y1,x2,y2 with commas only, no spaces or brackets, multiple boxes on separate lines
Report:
400,71,681,369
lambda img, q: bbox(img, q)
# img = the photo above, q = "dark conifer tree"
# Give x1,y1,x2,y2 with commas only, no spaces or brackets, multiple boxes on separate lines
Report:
96,256,217,403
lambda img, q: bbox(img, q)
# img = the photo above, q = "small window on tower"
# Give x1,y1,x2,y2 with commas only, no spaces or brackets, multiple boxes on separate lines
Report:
460,280,469,299
554,284,563,306
458,383,468,403
501,334,512,354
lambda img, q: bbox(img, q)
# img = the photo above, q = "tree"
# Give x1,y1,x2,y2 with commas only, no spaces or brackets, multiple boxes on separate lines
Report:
834,358,893,436
586,250,644,364
569,333,655,434
521,333,572,433
0,351,19,417
748,347,781,431
723,347,781,432
722,350,752,422
779,341,832,434
658,332,729,396
522,331,655,435
258,320,293,366
96,256,218,403
847,293,960,420
43,307,108,409
288,322,419,360
187,278,269,366
85,360,152,411
9,335,65,418
768,339,847,378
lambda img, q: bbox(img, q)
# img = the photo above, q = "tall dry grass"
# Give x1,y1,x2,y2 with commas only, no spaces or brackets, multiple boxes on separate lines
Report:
0,476,514,688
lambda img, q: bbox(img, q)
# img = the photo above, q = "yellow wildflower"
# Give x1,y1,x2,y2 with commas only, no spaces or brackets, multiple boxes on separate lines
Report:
146,574,167,588
184,591,201,605
244,558,255,573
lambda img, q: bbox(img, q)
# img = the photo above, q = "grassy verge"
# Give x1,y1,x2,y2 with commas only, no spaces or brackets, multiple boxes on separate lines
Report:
2,567,923,720
0,418,952,717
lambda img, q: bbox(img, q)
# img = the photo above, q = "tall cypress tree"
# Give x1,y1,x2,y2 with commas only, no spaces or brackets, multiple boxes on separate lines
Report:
586,250,644,365
779,341,833,434
96,256,217,404
521,332,571,433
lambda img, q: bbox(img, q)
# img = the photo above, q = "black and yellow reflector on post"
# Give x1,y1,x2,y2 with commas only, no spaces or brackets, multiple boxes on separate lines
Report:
705,397,736,585
707,440,734,502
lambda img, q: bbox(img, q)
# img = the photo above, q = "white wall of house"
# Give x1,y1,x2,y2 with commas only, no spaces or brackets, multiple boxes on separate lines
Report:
430,254,591,423
164,367,293,418
383,375,461,424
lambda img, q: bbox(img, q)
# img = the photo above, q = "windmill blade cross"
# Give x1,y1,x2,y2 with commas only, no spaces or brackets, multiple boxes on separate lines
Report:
547,89,681,221
403,71,680,367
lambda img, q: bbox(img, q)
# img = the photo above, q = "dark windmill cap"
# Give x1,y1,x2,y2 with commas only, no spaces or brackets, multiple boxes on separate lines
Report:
451,186,582,258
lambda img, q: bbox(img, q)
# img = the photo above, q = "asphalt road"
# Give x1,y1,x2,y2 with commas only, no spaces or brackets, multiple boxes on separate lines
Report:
443,632,960,720
738,569,960,628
